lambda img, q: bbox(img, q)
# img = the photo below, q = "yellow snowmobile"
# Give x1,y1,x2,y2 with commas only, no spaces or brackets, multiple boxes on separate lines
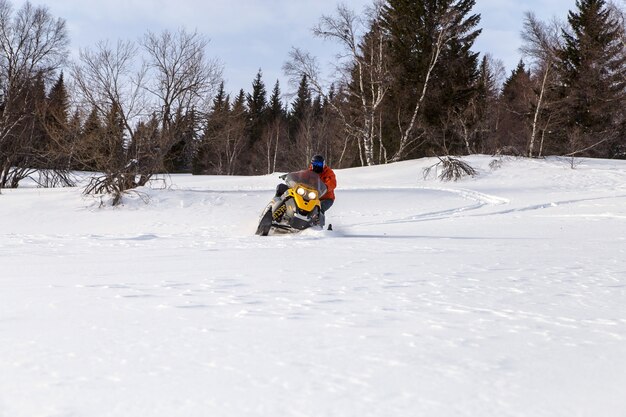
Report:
256,170,327,236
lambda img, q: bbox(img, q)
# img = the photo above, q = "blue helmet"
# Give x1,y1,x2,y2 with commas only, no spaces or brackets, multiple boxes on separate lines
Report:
311,154,325,173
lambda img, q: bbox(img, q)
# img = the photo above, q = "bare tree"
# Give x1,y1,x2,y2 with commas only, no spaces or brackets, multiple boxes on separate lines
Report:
212,113,247,176
0,0,68,189
284,1,390,166
71,40,147,141
521,12,562,157
141,28,222,158
70,39,149,203
259,117,286,174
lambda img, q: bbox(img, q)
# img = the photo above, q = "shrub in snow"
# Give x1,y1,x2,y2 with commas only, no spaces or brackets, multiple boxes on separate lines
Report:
423,156,477,181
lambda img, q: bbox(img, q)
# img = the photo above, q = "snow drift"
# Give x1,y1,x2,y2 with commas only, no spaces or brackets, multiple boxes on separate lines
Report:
1,156,625,417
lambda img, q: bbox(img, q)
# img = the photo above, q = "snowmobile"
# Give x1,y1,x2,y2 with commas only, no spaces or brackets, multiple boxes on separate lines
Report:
255,170,327,236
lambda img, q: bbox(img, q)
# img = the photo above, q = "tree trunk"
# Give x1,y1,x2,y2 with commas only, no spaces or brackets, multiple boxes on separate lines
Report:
529,65,550,157
390,23,447,163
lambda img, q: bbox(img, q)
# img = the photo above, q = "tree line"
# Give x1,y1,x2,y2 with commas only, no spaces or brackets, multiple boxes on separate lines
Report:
1,0,625,200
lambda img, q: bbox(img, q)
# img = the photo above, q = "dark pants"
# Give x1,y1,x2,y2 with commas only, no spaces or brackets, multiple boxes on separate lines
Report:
321,199,334,213
275,183,288,196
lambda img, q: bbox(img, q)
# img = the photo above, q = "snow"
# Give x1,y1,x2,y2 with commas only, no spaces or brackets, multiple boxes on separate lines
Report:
1,155,626,417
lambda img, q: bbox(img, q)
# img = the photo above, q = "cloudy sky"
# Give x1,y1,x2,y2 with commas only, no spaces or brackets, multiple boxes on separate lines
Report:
11,0,581,97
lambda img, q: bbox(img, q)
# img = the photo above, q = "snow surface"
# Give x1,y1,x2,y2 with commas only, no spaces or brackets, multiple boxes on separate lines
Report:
1,156,626,417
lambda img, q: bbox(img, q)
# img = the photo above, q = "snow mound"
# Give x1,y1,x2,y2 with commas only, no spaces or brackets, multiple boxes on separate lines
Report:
1,156,626,417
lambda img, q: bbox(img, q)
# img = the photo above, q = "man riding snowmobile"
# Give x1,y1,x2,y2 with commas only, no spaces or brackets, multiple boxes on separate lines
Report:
309,154,336,214
255,155,337,236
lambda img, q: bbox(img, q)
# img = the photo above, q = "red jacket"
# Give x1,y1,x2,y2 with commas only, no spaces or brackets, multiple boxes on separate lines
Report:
310,165,336,200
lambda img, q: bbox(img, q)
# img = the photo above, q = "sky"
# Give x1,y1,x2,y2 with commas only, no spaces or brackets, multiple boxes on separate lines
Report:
11,0,579,98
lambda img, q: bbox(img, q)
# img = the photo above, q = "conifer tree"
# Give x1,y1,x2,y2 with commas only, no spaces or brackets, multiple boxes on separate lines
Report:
163,108,196,173
473,55,501,152
193,83,230,175
46,73,69,129
83,107,102,138
247,70,268,122
195,89,248,175
287,75,314,166
261,79,287,174
290,75,312,133
6,73,47,185
101,101,126,170
381,0,481,158
66,109,82,170
232,89,247,119
45,72,70,168
268,80,285,120
212,82,228,113
31,73,48,160
0,1,68,189
243,70,268,173
497,61,534,152
78,106,103,171
556,0,626,157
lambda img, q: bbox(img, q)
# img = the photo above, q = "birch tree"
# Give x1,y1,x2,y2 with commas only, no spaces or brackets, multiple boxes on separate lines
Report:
381,0,481,161
521,12,562,157
284,1,390,166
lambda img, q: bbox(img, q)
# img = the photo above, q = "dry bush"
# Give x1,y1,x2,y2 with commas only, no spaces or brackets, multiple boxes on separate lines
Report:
424,156,477,181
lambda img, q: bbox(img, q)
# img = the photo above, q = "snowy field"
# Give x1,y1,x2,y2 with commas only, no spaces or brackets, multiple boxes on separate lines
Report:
1,155,626,417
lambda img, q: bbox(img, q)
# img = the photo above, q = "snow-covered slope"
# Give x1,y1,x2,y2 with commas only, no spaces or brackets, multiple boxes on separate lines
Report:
1,156,625,417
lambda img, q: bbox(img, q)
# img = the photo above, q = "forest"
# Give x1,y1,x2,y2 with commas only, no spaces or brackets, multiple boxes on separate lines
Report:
1,0,626,200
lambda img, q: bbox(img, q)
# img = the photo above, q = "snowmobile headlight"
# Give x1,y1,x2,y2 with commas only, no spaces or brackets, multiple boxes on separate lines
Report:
296,187,306,196
307,191,317,200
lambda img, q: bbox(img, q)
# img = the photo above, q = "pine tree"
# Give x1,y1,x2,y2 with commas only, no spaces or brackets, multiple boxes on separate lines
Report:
381,0,482,157
83,107,102,138
556,0,626,157
473,55,500,152
45,72,70,169
197,89,247,175
232,89,247,118
212,81,228,113
101,101,126,170
268,80,285,120
290,74,312,133
29,73,48,170
164,108,196,173
497,61,534,152
67,109,82,170
261,79,287,174
246,69,267,121
46,72,69,134
77,106,102,171
244,70,268,173
193,84,232,175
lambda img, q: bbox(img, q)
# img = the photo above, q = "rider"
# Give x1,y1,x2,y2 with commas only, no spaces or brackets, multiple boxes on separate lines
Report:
309,154,336,214
274,154,337,212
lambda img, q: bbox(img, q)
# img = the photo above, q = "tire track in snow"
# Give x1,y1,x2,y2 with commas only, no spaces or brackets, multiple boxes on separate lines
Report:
341,186,626,229
467,194,626,218
419,187,510,206
339,187,509,228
